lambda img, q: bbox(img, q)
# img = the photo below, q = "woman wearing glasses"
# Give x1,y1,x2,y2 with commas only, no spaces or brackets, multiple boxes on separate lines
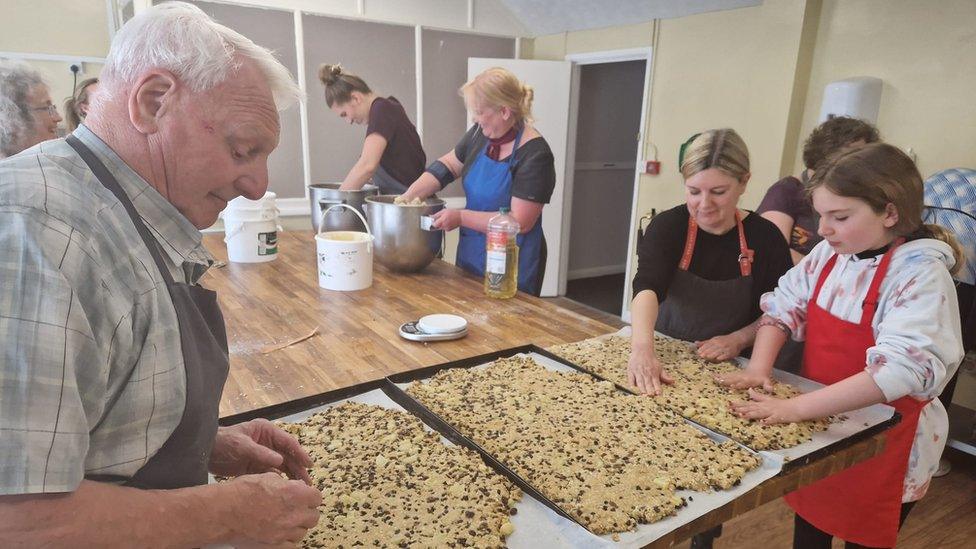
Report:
0,59,63,158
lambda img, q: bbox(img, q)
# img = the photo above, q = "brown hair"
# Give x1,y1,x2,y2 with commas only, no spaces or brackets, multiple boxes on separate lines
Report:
63,77,98,132
460,67,534,124
809,142,963,274
317,64,370,107
803,116,880,171
679,128,750,182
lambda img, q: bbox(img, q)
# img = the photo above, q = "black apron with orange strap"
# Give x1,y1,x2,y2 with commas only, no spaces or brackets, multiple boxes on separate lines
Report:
656,211,755,341
785,242,927,548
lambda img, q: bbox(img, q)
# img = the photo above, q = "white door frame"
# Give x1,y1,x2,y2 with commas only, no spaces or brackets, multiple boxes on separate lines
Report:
562,47,653,323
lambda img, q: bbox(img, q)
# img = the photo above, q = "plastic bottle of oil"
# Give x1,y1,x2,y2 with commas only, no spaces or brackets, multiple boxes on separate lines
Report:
484,207,520,299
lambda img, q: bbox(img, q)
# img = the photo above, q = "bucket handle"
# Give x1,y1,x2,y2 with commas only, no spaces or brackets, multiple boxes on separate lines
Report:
318,198,346,211
320,203,373,254
223,221,245,243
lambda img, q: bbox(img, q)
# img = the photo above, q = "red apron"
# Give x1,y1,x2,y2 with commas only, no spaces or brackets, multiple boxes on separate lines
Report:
784,244,929,548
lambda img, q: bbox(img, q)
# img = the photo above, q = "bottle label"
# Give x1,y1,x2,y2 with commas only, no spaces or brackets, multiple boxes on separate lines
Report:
486,249,507,275
487,230,508,249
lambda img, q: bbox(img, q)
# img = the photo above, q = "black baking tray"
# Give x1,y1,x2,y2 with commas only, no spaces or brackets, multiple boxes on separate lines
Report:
386,344,598,531
217,352,590,532
540,347,902,472
219,377,388,425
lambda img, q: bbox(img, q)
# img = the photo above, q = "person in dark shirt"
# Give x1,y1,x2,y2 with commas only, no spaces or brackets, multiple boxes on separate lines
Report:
758,116,880,264
318,64,425,194
633,129,792,549
400,67,555,296
630,128,793,395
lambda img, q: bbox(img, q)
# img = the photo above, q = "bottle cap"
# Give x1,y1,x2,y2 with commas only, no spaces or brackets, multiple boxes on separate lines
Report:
499,207,510,214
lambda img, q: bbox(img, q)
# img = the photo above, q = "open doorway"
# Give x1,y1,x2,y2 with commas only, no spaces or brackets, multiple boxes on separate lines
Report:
563,59,647,316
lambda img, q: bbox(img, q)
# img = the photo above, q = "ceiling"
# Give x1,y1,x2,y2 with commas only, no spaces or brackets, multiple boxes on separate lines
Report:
498,0,762,36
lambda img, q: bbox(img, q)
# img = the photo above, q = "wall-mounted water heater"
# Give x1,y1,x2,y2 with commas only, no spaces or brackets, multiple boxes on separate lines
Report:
818,76,883,124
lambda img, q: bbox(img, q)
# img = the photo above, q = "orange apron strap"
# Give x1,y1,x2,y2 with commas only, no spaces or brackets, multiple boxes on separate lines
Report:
678,215,698,271
735,211,754,277
679,211,754,276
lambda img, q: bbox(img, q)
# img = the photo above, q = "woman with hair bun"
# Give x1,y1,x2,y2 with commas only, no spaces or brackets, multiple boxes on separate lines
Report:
63,77,98,133
318,63,425,194
400,67,556,296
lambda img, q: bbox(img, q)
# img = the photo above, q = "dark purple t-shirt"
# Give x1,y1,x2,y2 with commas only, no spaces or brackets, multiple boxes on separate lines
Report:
756,175,822,256
366,96,425,185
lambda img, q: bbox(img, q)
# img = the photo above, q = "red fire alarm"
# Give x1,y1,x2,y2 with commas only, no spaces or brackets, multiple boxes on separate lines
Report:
645,144,661,175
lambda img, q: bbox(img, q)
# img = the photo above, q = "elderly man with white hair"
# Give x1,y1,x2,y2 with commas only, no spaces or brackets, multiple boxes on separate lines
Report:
0,59,63,158
0,3,321,546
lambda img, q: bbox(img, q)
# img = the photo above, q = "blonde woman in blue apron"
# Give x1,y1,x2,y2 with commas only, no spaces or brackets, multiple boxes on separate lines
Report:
318,64,426,194
630,129,794,548
400,67,556,295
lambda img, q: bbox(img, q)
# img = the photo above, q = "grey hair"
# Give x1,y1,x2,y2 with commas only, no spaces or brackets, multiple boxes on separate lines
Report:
0,59,48,158
100,1,302,111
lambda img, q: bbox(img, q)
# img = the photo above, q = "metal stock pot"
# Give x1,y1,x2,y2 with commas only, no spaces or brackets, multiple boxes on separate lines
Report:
309,183,378,233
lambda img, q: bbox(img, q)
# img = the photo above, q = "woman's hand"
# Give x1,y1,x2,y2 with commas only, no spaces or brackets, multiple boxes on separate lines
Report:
432,208,462,231
715,368,775,392
627,347,673,396
730,389,802,424
695,333,747,362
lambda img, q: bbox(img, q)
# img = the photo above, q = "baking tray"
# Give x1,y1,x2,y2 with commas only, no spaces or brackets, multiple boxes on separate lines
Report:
217,364,601,548
547,326,901,471
388,346,783,548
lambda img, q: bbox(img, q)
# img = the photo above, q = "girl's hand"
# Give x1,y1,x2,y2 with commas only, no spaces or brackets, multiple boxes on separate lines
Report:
695,334,746,361
715,369,775,392
432,208,462,231
730,389,802,424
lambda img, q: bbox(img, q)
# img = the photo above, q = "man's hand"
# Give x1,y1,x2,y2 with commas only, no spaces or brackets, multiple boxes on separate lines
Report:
695,333,746,362
210,419,313,484
226,473,322,547
729,389,802,424
627,346,673,396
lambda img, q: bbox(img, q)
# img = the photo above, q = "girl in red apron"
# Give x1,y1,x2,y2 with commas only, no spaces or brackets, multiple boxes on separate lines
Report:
718,143,965,548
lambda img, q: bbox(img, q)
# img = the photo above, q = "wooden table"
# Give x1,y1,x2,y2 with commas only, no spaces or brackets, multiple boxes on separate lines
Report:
202,231,615,416
201,230,891,548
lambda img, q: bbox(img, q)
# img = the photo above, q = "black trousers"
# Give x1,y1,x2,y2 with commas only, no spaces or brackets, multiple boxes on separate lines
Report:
793,501,916,549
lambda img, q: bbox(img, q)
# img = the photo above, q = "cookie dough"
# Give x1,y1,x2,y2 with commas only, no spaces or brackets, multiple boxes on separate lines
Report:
548,335,831,450
280,402,521,548
406,357,761,535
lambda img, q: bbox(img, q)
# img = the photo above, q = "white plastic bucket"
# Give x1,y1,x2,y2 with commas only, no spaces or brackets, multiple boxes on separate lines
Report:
223,192,281,263
315,204,374,291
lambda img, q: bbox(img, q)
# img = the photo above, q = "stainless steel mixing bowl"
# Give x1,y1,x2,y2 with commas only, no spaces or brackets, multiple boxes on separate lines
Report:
365,195,444,272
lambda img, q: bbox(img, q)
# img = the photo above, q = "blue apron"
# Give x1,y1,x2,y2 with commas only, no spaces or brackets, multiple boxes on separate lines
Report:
456,128,545,295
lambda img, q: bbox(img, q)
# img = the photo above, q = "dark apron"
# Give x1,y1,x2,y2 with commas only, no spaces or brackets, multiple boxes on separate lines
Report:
656,211,802,371
68,136,230,490
657,212,755,341
369,164,409,194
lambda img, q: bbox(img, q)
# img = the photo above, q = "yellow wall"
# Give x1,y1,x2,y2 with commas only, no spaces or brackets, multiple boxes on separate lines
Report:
1,0,109,126
528,0,976,315
529,0,811,315
793,0,976,178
